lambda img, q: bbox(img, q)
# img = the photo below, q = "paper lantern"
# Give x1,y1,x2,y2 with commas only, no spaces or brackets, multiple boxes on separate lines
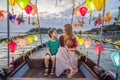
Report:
78,38,84,46
19,38,26,48
9,0,17,6
114,41,120,49
25,4,33,14
79,6,88,16
27,37,33,44
84,39,91,49
31,4,38,16
17,0,29,10
74,7,81,17
33,35,38,41
94,0,104,11
111,51,120,67
86,0,95,12
35,22,40,27
9,41,17,53
31,22,35,25
94,43,104,55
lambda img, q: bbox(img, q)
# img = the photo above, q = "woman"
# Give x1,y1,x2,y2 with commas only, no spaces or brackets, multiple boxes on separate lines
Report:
55,24,78,78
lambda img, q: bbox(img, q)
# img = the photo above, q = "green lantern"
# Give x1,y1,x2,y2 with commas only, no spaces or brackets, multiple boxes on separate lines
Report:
33,35,38,41
111,51,120,80
17,0,30,10
86,0,95,12
111,51,120,67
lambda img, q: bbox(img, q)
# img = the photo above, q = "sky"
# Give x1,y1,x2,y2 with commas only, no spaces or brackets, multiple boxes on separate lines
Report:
0,0,120,32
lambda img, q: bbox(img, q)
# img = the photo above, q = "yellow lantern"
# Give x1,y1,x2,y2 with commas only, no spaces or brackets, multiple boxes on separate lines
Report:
78,38,84,46
27,36,33,45
114,41,120,49
9,0,17,6
94,0,104,11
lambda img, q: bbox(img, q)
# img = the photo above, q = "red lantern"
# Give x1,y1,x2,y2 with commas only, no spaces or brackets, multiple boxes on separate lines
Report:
9,41,17,53
79,6,88,16
25,4,33,14
94,43,104,55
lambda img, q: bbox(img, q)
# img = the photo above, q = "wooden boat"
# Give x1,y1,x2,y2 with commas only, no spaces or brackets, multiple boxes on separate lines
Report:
0,44,115,80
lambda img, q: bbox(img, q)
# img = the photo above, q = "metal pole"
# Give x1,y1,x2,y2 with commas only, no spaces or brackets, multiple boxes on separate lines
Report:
36,0,42,45
7,0,10,67
116,67,119,80
71,0,75,25
97,0,106,67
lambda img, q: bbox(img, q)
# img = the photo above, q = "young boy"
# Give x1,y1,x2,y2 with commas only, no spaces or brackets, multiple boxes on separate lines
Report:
44,29,60,76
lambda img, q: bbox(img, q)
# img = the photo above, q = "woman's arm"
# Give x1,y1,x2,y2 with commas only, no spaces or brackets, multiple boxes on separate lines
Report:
65,45,77,51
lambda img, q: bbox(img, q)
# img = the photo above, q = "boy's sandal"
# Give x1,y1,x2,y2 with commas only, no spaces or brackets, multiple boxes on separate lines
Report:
44,68,49,76
50,68,55,76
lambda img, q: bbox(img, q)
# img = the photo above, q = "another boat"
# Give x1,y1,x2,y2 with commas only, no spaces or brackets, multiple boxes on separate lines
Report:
0,43,115,80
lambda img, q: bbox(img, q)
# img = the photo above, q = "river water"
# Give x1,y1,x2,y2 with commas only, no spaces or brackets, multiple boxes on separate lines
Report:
0,33,119,77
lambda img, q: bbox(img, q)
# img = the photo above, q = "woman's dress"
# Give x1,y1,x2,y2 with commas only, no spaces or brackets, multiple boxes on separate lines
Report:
55,35,78,77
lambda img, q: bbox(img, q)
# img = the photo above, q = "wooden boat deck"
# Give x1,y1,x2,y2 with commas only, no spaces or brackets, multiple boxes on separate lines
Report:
23,69,85,78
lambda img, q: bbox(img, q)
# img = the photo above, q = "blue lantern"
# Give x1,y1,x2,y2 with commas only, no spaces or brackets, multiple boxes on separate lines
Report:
111,51,120,67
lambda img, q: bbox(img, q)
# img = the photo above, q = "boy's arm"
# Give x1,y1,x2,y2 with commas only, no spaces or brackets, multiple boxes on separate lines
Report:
46,41,52,56
46,48,51,56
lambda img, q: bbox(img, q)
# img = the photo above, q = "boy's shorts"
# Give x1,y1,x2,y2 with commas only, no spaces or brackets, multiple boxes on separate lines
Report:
46,53,55,56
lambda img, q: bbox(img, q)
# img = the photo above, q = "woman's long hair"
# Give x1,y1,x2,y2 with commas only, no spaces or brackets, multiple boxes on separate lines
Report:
64,24,74,47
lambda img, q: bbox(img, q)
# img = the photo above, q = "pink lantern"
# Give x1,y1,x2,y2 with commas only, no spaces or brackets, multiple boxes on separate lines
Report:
9,41,17,53
79,6,88,16
94,43,104,55
84,40,91,49
25,4,33,14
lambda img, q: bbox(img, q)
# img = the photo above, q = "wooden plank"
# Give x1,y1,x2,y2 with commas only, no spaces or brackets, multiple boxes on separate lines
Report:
8,78,98,80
